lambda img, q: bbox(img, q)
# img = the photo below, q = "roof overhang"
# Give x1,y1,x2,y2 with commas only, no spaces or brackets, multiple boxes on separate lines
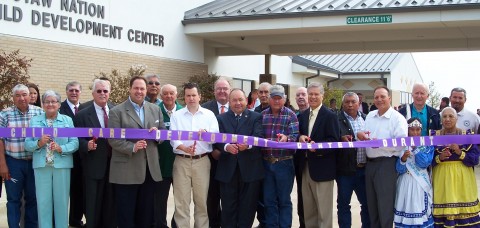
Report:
184,3,480,55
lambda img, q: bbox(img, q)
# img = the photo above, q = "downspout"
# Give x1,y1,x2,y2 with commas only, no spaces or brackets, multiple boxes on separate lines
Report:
327,74,341,87
305,69,320,86
380,73,387,85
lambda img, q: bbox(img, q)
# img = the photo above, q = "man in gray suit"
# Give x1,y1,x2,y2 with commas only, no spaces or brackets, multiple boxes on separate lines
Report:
108,76,166,228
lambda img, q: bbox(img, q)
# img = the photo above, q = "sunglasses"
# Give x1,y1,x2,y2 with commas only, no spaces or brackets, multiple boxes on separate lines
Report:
96,90,109,94
68,89,80,93
148,81,160,86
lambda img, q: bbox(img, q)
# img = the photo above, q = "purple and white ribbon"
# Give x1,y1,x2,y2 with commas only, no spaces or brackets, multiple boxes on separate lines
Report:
1,127,479,149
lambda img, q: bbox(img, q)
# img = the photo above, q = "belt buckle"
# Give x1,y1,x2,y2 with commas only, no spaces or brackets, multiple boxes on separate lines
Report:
267,156,277,164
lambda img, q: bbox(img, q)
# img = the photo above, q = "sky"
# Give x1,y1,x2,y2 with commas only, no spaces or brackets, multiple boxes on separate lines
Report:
412,51,480,112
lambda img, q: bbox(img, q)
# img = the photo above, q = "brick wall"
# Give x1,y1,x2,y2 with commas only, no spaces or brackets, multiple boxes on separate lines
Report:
0,35,207,102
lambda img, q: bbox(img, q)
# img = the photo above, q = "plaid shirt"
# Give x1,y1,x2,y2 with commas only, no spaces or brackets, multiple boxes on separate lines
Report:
0,105,44,159
344,111,367,164
261,106,299,157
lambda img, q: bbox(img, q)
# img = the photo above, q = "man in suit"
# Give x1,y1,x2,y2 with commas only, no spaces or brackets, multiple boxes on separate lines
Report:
201,78,230,228
298,82,341,227
59,81,86,227
357,93,369,115
215,88,264,227
74,79,116,228
294,86,309,228
154,84,183,228
108,76,166,228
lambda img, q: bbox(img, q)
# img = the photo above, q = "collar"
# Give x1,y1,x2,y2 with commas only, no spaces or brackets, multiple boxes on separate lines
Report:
217,102,229,109
375,106,395,118
93,102,108,112
128,96,145,110
66,99,79,109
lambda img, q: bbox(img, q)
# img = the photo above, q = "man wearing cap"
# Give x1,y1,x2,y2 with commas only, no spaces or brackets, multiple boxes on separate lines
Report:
261,85,299,227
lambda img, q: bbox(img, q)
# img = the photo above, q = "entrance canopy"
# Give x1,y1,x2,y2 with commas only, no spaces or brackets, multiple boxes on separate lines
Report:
183,0,480,56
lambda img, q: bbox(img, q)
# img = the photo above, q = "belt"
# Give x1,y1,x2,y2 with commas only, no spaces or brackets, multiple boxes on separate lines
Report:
357,163,366,168
176,153,208,159
367,156,396,162
264,156,293,164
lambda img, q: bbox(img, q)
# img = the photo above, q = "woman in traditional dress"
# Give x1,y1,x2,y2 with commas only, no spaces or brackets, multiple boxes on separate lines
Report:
431,107,480,227
25,90,79,228
394,117,434,227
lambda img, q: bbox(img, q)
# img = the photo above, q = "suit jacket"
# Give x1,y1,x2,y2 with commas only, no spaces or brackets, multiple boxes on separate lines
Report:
74,103,115,180
215,109,265,183
59,100,76,119
108,99,165,184
361,102,369,115
336,111,366,176
297,105,340,182
79,100,115,111
202,100,222,116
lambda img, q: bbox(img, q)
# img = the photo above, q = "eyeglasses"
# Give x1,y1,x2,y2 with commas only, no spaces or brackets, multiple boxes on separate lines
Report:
68,89,80,93
148,81,160,86
43,101,58,105
96,90,109,94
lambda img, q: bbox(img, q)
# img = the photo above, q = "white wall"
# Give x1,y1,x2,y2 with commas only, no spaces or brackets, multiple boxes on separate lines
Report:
1,0,210,63
389,54,423,92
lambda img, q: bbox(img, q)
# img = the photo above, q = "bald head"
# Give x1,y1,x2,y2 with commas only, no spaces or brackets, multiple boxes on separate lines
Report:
295,87,309,111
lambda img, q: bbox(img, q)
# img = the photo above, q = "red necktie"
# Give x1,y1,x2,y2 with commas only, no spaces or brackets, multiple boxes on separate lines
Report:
102,106,108,128
221,105,225,114
74,106,78,116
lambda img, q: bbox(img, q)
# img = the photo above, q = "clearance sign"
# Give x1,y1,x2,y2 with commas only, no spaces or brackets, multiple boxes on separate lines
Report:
347,15,393,24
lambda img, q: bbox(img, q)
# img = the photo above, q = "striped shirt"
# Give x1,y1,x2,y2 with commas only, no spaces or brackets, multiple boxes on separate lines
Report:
261,106,299,157
0,105,44,159
344,111,367,164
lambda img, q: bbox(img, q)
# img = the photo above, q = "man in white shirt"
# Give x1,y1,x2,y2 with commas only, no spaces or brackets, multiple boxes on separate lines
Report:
357,86,408,228
450,87,480,133
170,82,219,228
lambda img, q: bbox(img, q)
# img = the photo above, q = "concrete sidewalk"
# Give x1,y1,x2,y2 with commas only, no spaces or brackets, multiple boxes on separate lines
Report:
2,168,479,227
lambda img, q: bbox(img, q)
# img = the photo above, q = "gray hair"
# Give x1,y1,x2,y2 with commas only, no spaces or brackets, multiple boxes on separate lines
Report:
214,78,231,88
92,79,111,91
12,84,29,96
145,74,160,81
66,81,82,91
412,83,430,95
440,106,457,121
42,90,61,103
342,92,359,103
230,88,246,98
258,82,272,90
307,82,325,94
450,87,467,99
160,84,178,94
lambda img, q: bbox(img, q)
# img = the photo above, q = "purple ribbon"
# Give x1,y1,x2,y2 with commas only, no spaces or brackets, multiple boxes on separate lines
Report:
1,127,478,149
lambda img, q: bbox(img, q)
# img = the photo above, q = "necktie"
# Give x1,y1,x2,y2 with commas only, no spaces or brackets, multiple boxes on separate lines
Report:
102,106,108,128
220,105,225,114
308,111,315,136
167,110,173,118
102,106,112,156
74,105,78,116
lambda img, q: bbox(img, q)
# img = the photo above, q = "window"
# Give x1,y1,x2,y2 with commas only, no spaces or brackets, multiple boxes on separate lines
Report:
232,78,254,95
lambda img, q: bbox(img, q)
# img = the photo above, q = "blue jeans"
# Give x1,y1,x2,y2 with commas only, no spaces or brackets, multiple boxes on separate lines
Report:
336,168,370,228
5,155,38,228
263,159,295,228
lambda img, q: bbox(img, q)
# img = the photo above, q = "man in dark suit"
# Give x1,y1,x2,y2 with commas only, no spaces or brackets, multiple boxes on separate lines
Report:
357,92,369,115
74,79,116,228
201,78,230,228
298,82,340,227
215,88,264,227
108,76,166,228
78,77,112,110
59,81,86,227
